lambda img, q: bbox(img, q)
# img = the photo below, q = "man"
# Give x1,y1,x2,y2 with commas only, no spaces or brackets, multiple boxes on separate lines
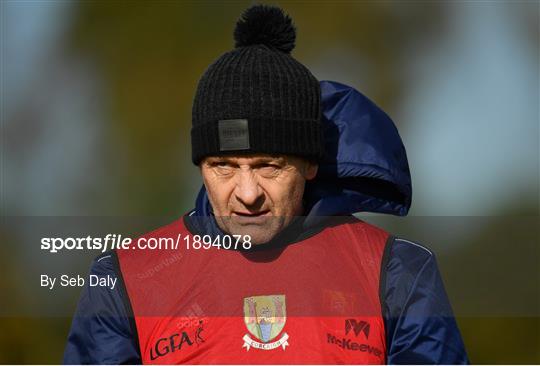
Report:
64,4,468,364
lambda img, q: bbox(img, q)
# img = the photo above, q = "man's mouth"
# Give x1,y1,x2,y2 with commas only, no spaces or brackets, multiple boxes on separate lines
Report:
231,210,271,224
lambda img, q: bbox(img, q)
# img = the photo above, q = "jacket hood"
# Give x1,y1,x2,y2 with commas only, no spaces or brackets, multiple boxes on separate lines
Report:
193,80,412,229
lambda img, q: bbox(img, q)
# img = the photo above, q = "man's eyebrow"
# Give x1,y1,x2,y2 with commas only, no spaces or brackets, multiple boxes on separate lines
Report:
207,157,233,163
253,157,286,164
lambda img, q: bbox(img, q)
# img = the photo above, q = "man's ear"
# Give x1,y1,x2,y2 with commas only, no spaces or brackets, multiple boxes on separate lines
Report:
304,162,318,181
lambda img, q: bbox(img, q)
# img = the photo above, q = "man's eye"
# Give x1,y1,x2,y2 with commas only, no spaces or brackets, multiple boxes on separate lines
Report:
212,161,232,168
257,164,280,175
212,162,234,175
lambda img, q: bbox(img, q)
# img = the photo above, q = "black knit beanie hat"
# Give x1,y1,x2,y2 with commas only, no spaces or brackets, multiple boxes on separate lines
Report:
191,4,324,165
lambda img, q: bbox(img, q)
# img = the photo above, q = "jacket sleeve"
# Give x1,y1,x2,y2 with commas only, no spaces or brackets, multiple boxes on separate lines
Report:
63,251,141,364
382,237,469,364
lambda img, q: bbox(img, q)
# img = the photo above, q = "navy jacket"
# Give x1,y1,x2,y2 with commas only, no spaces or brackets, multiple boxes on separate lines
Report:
64,81,469,364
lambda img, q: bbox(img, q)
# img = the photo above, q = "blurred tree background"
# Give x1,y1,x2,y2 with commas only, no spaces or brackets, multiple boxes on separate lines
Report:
1,0,538,363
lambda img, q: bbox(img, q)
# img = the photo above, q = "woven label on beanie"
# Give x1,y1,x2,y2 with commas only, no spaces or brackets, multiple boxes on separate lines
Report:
218,119,250,151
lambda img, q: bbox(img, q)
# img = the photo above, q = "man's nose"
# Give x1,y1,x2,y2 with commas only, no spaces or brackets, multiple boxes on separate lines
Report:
234,170,263,207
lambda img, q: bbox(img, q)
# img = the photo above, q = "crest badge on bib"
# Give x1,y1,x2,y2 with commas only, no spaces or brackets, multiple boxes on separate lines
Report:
242,295,289,351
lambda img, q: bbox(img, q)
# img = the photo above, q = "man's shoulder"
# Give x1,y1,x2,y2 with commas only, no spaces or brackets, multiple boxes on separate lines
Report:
86,251,118,279
337,217,433,259
323,215,391,242
323,218,435,275
385,236,434,269
380,236,436,298
306,215,392,256
307,216,434,260
135,215,189,241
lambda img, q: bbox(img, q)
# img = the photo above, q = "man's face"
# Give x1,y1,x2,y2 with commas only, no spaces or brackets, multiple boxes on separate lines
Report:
200,154,318,245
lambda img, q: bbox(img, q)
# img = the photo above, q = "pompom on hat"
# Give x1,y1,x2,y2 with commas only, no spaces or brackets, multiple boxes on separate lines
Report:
191,4,324,165
234,4,296,53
